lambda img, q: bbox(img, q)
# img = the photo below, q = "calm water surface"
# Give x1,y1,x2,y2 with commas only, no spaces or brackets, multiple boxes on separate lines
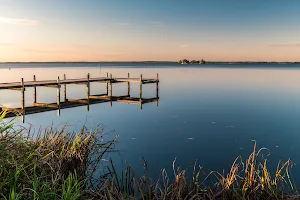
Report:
1,63,300,183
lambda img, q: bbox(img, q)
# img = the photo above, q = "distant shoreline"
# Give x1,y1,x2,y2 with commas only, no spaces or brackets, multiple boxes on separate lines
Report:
0,61,300,64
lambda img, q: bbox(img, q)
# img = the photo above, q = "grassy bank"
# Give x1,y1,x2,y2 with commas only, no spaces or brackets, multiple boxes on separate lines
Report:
0,111,299,199
0,111,117,199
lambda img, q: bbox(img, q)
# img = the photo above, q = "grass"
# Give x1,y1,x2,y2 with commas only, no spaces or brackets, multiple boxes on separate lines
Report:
0,110,299,199
0,111,116,199
92,147,298,200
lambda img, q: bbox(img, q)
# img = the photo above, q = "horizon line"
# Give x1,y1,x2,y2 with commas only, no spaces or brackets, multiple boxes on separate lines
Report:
1,61,300,64
0,61,175,63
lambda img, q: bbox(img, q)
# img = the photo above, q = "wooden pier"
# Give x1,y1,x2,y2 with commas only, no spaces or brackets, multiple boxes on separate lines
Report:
0,73,159,122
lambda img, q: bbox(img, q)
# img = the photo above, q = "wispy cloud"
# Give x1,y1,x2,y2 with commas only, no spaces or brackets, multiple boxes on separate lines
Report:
116,22,131,26
149,21,164,27
180,44,190,48
257,42,300,47
0,17,38,25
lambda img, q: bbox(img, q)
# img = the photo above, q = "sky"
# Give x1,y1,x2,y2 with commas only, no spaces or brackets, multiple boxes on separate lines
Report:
0,0,300,62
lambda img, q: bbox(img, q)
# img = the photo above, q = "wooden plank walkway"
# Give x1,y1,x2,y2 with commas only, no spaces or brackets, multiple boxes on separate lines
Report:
0,73,160,122
0,77,158,89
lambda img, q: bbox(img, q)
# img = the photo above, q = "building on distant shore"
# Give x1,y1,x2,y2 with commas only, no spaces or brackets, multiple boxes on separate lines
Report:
178,59,206,64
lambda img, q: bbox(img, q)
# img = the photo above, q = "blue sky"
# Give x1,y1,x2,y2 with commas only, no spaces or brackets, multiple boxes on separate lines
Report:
0,0,300,61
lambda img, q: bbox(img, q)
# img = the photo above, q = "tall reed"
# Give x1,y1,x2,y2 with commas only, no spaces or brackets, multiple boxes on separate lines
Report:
0,110,116,199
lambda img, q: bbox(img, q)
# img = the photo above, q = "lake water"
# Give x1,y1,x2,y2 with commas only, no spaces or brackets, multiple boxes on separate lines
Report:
1,63,300,184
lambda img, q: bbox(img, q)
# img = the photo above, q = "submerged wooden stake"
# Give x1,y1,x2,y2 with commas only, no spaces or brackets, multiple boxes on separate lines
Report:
140,101,143,110
21,78,25,123
33,75,36,103
57,76,61,116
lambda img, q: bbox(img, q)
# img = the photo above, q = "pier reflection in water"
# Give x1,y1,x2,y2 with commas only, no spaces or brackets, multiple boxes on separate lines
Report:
0,73,159,122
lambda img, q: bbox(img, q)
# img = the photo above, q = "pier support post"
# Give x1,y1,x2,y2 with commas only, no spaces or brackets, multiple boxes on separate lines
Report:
110,73,113,107
106,72,109,95
86,73,90,111
21,78,25,123
63,74,67,102
156,73,159,107
128,73,130,96
33,75,36,104
140,74,143,110
57,76,61,116
140,101,143,110
140,74,143,99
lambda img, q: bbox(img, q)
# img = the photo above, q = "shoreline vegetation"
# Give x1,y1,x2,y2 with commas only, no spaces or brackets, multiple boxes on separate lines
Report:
1,111,299,199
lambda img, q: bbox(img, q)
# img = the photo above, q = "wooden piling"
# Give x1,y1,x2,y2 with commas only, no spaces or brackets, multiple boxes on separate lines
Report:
106,72,109,95
21,78,25,122
110,74,113,97
86,73,90,111
33,75,36,103
110,73,113,107
156,73,159,106
140,74,143,99
57,76,61,116
63,74,67,102
139,74,143,110
128,73,130,96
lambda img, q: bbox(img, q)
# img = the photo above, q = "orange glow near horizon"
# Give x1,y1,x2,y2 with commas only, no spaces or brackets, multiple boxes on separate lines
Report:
1,1,300,62
1,42,300,62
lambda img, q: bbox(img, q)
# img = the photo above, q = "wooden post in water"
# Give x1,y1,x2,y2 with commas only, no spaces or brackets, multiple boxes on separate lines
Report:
21,78,25,123
140,74,143,99
86,73,90,111
109,73,112,97
109,73,113,107
57,76,61,116
140,74,143,110
127,73,130,96
33,75,36,104
106,72,109,95
156,73,159,107
63,74,67,102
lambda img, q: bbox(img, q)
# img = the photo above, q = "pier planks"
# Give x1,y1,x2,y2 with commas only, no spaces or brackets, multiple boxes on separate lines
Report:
0,77,158,90
0,73,159,121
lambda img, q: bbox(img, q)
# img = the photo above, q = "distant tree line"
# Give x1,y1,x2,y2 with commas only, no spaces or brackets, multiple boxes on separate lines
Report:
178,59,206,64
